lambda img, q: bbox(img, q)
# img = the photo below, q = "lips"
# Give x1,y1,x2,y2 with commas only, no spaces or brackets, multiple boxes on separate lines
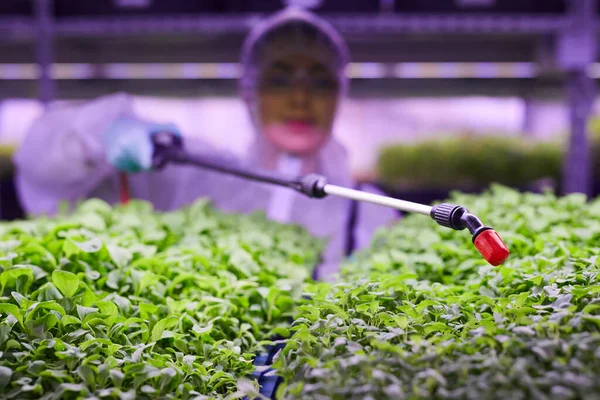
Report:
263,122,329,155
285,120,313,133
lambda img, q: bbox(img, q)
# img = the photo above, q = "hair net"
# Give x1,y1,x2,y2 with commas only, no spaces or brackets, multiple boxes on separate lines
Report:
239,8,350,123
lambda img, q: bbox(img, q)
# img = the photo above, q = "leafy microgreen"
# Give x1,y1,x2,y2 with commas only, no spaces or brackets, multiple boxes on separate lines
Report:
275,185,600,399
0,198,322,399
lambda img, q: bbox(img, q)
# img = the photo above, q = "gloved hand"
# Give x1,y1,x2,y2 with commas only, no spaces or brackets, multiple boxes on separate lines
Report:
104,117,182,173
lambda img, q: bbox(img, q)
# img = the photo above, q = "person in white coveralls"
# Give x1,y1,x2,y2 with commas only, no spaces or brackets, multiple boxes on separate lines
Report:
13,8,398,280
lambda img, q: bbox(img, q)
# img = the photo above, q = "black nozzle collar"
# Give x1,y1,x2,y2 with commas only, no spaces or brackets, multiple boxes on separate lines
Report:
430,203,467,230
430,203,492,239
297,174,328,198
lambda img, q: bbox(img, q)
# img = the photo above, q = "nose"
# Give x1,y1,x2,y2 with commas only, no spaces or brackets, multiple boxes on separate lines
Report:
288,84,310,109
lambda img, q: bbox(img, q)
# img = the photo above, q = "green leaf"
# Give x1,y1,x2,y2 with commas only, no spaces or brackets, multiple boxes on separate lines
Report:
393,315,409,329
139,303,159,320
423,322,451,335
583,315,600,328
530,276,544,286
150,316,178,343
25,301,66,320
26,313,58,336
504,307,537,317
80,212,107,231
77,305,98,321
0,366,12,390
583,304,600,314
515,292,529,307
1,266,33,293
63,237,104,257
52,270,80,298
79,283,97,307
271,327,291,338
61,315,82,327
0,252,17,268
0,303,22,326
11,291,30,307
57,383,87,395
77,365,95,387
106,294,131,314
107,245,132,268
0,324,11,347
192,323,213,336
479,287,496,298
96,300,118,317
158,367,178,392
110,369,125,388
416,300,438,313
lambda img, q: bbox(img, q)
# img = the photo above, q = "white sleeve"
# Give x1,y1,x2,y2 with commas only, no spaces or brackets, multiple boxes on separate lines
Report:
265,154,302,223
160,136,245,211
353,183,401,251
13,92,136,216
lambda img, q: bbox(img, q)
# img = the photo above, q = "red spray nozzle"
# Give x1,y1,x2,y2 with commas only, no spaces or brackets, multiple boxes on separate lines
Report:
474,229,510,266
430,204,510,266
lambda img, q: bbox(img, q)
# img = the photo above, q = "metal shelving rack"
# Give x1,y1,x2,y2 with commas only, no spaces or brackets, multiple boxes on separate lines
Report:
0,0,597,196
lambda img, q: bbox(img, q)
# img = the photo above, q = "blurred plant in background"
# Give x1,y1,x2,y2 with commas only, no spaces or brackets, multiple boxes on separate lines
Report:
376,116,600,192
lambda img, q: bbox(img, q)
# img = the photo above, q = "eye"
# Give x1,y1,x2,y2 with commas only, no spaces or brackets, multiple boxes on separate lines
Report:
266,76,291,87
312,77,338,93
260,74,292,90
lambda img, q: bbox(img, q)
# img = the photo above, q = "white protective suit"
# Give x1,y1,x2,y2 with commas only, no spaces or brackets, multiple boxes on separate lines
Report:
13,10,398,280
